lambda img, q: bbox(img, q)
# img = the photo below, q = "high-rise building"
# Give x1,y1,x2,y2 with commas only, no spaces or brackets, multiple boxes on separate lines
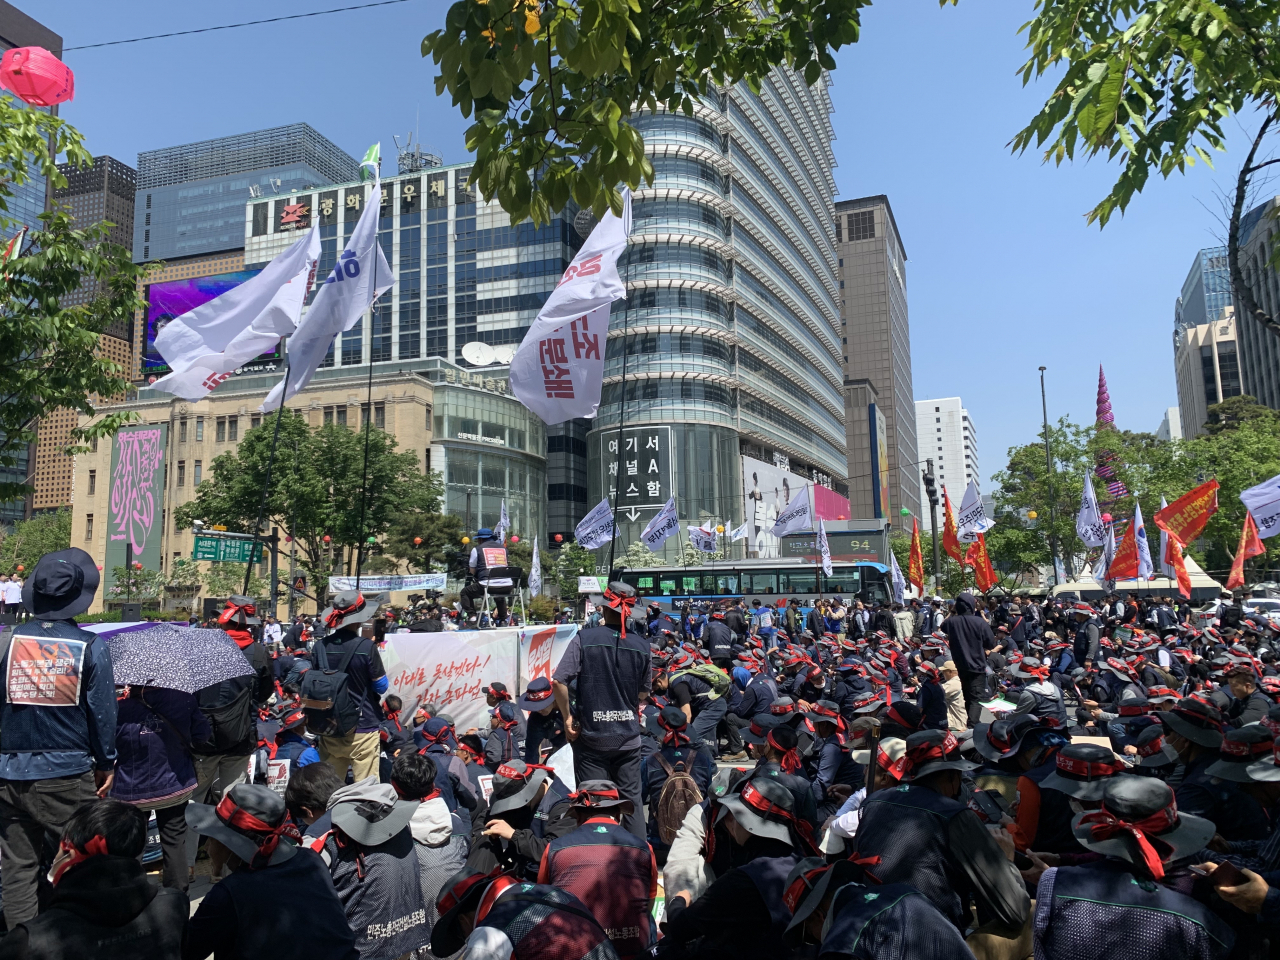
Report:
1174,306,1240,439
1174,246,1232,334
836,195,918,529
914,398,977,507
1233,198,1280,410
1156,407,1182,442
584,78,848,565
0,1,62,524
31,157,138,512
134,123,360,264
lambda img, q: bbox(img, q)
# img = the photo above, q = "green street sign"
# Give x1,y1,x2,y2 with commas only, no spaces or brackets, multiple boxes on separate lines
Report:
193,536,263,563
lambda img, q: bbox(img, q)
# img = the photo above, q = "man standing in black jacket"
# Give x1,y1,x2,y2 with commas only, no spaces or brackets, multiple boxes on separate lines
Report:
940,592,995,726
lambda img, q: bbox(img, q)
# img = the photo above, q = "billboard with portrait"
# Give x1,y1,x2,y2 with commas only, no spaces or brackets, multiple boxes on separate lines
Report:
869,404,891,519
741,456,851,559
144,271,268,374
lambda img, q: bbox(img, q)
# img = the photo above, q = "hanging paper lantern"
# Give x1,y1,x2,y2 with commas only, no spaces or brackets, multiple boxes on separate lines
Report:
322,535,331,544
0,47,75,107
510,535,519,543
413,537,422,547
554,534,563,543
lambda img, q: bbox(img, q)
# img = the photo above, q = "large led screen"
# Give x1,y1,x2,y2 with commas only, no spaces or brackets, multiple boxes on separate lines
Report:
143,270,269,373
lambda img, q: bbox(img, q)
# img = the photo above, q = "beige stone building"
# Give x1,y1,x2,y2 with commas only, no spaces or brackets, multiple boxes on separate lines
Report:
72,366,434,614
1174,306,1241,440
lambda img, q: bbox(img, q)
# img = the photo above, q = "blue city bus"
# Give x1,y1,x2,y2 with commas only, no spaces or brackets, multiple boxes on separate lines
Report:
619,557,893,608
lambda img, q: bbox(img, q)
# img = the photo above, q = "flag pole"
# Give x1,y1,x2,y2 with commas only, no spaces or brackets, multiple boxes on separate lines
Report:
243,347,293,596
353,181,382,594
605,304,629,579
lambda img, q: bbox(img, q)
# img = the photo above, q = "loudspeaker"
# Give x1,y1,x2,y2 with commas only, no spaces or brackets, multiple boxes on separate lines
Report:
120,602,142,621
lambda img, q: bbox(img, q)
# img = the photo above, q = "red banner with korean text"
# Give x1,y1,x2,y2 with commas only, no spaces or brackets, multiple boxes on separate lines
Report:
964,534,998,592
942,487,964,564
1227,513,1266,590
908,518,925,595
1153,480,1220,546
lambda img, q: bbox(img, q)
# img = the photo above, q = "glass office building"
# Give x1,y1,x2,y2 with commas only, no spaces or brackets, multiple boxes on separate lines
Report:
136,124,360,263
587,74,846,561
1175,246,1233,334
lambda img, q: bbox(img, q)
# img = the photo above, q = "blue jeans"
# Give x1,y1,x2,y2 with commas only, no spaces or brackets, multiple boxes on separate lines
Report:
758,626,777,650
690,697,728,756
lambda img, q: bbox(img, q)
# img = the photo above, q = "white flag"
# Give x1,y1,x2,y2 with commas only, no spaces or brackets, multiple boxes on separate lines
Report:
640,497,679,550
1157,496,1177,580
261,170,393,411
1135,501,1154,579
496,500,510,541
529,537,542,597
771,485,813,539
1076,471,1107,548
509,191,631,424
688,525,718,553
152,227,320,401
575,498,619,550
1241,473,1280,539
956,480,994,543
1092,522,1116,586
817,519,833,577
889,545,906,603
730,520,750,541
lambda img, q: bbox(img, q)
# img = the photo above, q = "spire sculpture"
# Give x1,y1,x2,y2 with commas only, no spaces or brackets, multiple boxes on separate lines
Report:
1094,365,1129,509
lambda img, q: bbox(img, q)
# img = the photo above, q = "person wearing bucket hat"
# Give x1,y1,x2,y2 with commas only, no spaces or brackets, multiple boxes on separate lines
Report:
0,548,119,927
1206,726,1276,784
1009,654,1069,730
485,700,527,772
552,581,652,839
468,759,574,881
781,856,973,957
1160,698,1269,842
803,701,861,821
848,729,1029,932
739,719,819,832
1040,743,1122,803
1225,663,1272,728
659,777,805,960
1130,724,1180,775
186,783,359,960
537,780,656,959
302,590,387,784
642,706,716,860
1033,777,1233,960
311,777,431,958
821,737,911,855
518,677,566,765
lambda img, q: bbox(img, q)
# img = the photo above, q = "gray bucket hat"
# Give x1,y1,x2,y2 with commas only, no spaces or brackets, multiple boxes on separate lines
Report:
187,782,297,867
487,759,552,816
716,776,797,846
1071,776,1214,872
320,589,381,630
327,777,417,846
1040,743,1122,801
781,857,864,944
1206,726,1275,783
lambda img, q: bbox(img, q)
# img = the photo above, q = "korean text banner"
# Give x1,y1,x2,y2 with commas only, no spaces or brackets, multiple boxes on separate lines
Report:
381,626,577,732
105,423,168,596
328,574,446,592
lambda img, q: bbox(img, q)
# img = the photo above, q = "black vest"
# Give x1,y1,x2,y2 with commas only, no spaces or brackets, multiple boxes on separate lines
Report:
705,619,734,661
852,785,971,928
820,882,975,960
737,855,800,946
574,626,650,752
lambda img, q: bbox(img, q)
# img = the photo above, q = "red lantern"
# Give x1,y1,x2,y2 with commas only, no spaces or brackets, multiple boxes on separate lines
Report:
15,565,22,573
413,537,422,546
1101,513,1112,524
554,533,563,543
510,535,519,543
0,47,74,107
133,561,142,570
96,565,103,571
323,535,331,544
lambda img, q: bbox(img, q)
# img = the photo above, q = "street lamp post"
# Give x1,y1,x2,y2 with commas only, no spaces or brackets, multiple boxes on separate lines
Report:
1039,366,1061,586
922,459,940,594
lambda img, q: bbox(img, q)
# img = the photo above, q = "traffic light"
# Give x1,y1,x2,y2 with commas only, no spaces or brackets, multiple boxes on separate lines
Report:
922,462,939,507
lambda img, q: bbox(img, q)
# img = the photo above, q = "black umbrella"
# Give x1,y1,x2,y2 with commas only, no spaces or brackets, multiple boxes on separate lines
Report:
99,623,253,693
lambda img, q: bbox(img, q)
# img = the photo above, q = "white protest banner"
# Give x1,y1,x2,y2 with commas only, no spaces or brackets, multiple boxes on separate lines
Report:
509,191,631,423
575,498,619,550
771,484,813,538
1241,473,1280,539
529,537,542,597
956,480,994,543
640,497,679,550
688,525,718,553
818,519,833,577
889,547,906,603
328,574,446,592
152,226,320,401
497,500,510,541
1076,471,1107,548
730,520,750,541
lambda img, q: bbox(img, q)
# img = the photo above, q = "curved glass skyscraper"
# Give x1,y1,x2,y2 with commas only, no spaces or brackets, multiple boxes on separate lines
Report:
588,72,846,561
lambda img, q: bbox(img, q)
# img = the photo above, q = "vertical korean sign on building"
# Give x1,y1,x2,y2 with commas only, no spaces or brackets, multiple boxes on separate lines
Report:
105,423,168,595
868,403,890,519
602,426,675,521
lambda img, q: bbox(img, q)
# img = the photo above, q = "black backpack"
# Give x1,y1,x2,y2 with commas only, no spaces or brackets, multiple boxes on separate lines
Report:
196,681,255,754
299,638,365,737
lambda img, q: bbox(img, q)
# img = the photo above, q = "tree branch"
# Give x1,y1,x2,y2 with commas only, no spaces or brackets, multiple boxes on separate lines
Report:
1228,112,1280,342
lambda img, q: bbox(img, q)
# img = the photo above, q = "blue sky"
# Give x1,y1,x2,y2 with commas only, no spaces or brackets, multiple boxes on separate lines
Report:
40,0,1257,490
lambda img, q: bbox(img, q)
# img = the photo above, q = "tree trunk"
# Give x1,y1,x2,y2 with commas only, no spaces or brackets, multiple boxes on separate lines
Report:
1228,113,1280,342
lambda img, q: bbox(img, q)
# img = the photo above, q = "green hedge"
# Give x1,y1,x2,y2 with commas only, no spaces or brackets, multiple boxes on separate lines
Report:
76,609,166,624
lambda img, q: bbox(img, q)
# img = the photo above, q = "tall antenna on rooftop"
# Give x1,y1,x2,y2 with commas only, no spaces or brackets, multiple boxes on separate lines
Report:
393,131,441,175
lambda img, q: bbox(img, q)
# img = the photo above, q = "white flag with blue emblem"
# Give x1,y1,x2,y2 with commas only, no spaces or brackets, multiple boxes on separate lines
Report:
261,165,393,411
496,500,510,541
817,519,833,577
688,525,718,553
1076,471,1107,548
889,544,906,603
640,497,679,550
730,520,750,541
575,498,619,550
771,485,812,539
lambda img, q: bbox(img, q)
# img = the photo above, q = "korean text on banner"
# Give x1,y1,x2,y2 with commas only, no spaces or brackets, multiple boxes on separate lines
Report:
956,480,994,543
529,538,542,597
1241,473,1280,539
6,634,87,706
509,191,631,423
1153,480,1220,545
942,487,964,563
771,484,812,538
1075,471,1107,548
328,574,446,592
575,498,619,550
640,498,679,550
817,519,833,577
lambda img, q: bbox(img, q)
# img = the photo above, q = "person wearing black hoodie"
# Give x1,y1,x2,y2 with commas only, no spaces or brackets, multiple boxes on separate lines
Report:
940,592,996,726
0,799,186,960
